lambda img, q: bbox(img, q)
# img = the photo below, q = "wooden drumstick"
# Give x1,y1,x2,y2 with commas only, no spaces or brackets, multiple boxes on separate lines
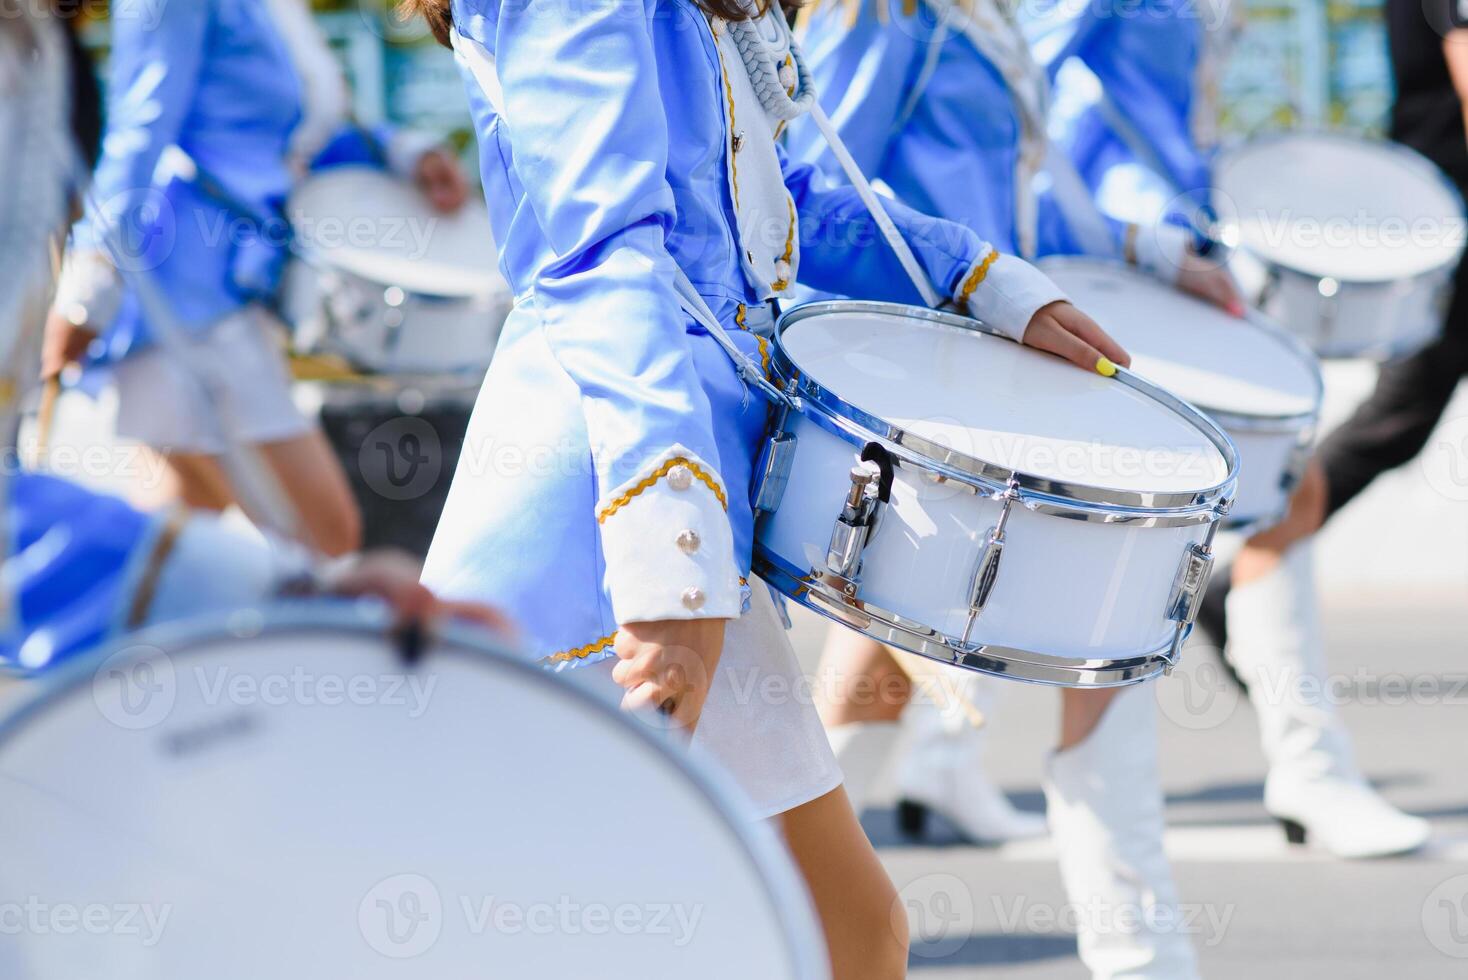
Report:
889,654,988,730
33,376,60,466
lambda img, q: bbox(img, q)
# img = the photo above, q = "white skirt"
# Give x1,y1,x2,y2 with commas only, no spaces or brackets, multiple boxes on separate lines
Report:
112,305,311,455
576,584,842,821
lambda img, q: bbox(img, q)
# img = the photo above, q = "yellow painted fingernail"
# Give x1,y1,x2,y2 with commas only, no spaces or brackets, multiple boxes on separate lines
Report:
1095,357,1118,378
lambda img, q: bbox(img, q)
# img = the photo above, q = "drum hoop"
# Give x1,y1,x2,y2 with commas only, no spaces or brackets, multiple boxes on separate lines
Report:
1215,130,1468,285
289,166,509,302
754,547,1174,689
0,600,830,979
775,301,1239,520
293,244,508,304
1037,256,1326,429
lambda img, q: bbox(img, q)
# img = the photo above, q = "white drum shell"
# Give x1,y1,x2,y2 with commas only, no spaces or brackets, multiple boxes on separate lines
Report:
760,410,1212,664
0,609,825,979
1222,423,1305,532
1216,134,1464,361
1258,264,1451,361
284,260,511,374
1037,257,1322,533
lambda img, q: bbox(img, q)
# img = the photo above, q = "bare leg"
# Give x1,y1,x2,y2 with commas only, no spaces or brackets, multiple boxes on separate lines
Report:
1058,687,1122,749
151,451,237,513
149,430,361,557
1233,459,1327,586
814,629,911,726
778,786,908,980
253,430,361,557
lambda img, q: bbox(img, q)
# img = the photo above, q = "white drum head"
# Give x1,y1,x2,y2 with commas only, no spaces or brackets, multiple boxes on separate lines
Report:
780,306,1230,495
1041,259,1320,419
1215,133,1465,283
289,167,508,299
0,608,823,979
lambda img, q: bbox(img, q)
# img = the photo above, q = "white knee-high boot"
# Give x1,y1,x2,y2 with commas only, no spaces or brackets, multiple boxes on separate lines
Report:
1225,541,1428,858
895,672,1047,842
1044,686,1199,980
824,721,902,816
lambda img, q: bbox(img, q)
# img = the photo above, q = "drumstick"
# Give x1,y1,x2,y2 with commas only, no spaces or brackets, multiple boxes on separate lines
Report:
33,376,60,464
888,654,988,730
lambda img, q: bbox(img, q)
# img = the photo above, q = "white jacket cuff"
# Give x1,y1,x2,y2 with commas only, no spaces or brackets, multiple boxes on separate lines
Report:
384,129,445,181
52,249,122,330
1128,222,1192,285
956,251,1069,343
596,446,742,624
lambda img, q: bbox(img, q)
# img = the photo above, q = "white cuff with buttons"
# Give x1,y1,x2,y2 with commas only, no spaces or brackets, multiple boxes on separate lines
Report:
596,445,743,625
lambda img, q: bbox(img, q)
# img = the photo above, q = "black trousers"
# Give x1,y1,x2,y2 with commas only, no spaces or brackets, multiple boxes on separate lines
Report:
1316,249,1468,517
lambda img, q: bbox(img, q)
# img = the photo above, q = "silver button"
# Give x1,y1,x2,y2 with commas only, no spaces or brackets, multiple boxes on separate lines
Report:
677,529,701,554
732,131,745,153
667,464,694,491
774,259,792,282
779,63,797,90
681,587,706,611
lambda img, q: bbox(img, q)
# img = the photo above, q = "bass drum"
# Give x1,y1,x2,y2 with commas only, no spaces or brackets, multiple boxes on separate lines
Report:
0,605,827,979
1215,133,1465,360
282,167,512,375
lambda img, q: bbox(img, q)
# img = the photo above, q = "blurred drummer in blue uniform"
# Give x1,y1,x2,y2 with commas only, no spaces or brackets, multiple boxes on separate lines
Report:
1040,0,1432,862
4,3,501,677
787,2,1248,976
44,0,469,557
1033,0,1239,229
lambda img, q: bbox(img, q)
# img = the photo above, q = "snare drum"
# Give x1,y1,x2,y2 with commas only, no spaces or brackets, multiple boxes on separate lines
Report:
1215,133,1466,360
0,606,826,979
753,302,1237,688
282,167,512,375
1042,258,1322,533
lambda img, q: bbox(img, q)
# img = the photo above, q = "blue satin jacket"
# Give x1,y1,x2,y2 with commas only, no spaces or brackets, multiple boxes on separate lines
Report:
0,475,156,671
423,0,1005,665
1029,0,1212,221
77,0,394,361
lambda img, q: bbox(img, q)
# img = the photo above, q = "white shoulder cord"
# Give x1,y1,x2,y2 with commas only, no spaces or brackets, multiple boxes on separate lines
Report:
725,9,944,309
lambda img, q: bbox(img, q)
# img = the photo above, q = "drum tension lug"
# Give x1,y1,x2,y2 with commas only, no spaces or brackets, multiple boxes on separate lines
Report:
752,431,798,515
960,479,1020,648
1166,543,1214,627
823,444,894,583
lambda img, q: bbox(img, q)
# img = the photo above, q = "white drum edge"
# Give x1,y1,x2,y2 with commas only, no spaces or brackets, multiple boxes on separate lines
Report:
0,602,831,980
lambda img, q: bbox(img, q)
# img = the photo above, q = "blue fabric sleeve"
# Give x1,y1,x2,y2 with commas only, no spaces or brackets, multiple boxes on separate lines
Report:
78,0,212,254
490,1,726,495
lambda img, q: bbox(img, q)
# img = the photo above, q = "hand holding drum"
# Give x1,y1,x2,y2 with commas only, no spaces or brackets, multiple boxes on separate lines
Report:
1022,300,1132,377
